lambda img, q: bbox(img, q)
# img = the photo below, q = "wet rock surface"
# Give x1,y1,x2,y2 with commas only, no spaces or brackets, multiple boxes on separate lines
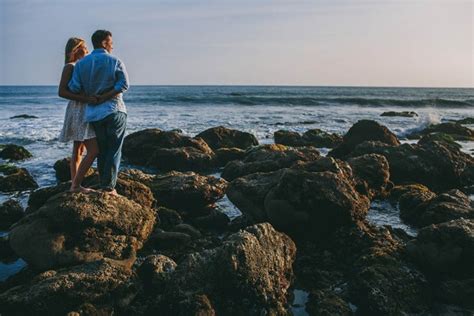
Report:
195,126,258,150
215,147,246,166
452,117,474,125
227,156,372,238
26,171,155,213
295,222,432,316
347,153,391,199
222,144,320,181
0,164,38,192
122,129,216,171
9,192,156,270
380,111,418,117
274,129,342,148
226,170,283,222
407,219,474,278
407,122,474,141
329,120,400,159
9,114,38,119
0,199,24,230
149,171,227,214
264,168,370,237
0,144,32,161
0,258,135,315
0,235,16,261
406,219,474,308
400,189,473,227
349,139,474,191
143,223,297,315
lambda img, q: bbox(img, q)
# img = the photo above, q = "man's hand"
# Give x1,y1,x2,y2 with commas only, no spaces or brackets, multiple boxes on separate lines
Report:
88,96,101,105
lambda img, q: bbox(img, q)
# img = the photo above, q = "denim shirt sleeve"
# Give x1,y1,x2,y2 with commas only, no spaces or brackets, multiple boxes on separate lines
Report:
68,62,82,93
114,60,129,93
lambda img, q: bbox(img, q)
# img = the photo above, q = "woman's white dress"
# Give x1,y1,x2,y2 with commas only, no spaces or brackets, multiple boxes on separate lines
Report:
58,64,96,142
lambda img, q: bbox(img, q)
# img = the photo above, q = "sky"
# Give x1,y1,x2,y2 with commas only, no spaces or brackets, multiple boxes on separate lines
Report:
0,0,472,87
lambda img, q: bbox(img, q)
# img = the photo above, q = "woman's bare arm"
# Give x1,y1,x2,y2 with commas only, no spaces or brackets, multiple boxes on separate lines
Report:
58,64,96,103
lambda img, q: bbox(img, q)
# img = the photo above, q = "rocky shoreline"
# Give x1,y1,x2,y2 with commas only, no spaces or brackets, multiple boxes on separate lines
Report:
0,120,473,315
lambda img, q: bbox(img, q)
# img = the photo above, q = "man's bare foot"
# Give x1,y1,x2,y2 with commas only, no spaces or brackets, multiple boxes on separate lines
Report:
104,189,119,196
69,186,96,193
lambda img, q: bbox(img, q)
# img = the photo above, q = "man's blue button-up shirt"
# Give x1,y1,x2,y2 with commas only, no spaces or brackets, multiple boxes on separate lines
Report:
68,48,129,122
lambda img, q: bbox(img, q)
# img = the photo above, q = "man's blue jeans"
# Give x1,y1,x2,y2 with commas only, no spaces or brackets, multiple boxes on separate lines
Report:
91,112,127,190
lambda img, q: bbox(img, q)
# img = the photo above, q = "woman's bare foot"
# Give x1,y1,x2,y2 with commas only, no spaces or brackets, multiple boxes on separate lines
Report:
69,186,96,193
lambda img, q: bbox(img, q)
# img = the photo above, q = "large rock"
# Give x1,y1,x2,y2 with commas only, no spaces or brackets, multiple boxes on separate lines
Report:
0,235,16,260
349,139,474,191
215,147,246,167
453,117,474,125
329,120,400,158
153,223,296,315
418,133,462,149
137,254,177,291
302,129,343,148
0,199,24,230
222,144,320,181
264,169,370,237
295,221,432,316
226,170,283,222
9,114,38,119
407,218,474,278
274,129,342,148
347,153,391,199
436,278,474,308
53,157,95,183
407,122,474,141
0,164,38,192
349,255,431,315
195,126,258,150
214,223,296,313
400,189,473,227
345,224,432,315
273,130,305,146
9,192,156,270
122,129,216,171
149,171,227,214
380,111,418,117
226,157,370,232
398,185,437,224
406,219,474,308
115,176,156,210
0,144,32,161
0,258,135,315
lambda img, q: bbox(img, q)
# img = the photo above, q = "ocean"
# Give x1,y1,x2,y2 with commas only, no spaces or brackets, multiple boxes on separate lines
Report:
1,85,473,281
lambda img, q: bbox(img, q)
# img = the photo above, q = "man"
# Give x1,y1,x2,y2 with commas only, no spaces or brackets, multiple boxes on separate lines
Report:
69,29,129,196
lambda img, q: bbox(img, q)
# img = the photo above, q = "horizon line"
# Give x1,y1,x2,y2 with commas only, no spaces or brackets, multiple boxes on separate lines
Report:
0,84,473,89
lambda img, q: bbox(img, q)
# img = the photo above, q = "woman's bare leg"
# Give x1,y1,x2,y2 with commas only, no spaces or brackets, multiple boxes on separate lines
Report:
70,138,99,192
70,141,84,181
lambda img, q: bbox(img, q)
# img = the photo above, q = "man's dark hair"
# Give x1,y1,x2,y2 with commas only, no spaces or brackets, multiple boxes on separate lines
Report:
92,30,112,49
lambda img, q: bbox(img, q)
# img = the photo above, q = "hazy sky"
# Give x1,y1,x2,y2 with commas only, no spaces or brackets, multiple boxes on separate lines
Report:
0,0,472,87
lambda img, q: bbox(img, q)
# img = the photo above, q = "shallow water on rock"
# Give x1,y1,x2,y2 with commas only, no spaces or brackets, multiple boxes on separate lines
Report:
367,200,418,236
216,195,242,220
291,289,310,316
0,259,26,282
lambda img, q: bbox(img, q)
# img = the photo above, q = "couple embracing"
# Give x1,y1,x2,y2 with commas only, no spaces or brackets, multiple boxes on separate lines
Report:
58,30,129,195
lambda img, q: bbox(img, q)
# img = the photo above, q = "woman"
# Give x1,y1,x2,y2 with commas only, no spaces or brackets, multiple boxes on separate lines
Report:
58,37,99,193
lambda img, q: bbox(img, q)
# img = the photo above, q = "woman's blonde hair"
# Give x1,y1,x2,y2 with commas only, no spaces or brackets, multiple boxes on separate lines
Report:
65,37,85,64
